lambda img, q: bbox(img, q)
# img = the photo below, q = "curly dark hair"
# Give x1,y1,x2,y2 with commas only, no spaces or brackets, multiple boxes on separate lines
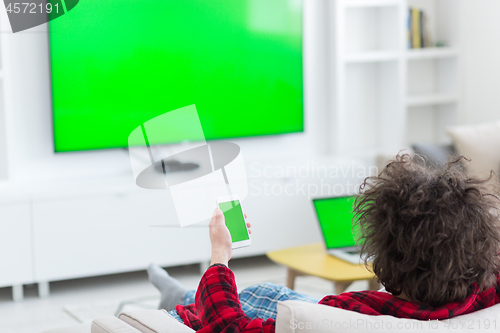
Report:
354,153,500,307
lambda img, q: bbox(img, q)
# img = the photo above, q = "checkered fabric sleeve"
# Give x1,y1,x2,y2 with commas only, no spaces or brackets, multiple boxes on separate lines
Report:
186,265,276,333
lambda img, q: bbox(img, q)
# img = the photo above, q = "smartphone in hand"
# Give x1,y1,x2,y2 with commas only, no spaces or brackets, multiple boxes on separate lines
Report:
216,195,251,249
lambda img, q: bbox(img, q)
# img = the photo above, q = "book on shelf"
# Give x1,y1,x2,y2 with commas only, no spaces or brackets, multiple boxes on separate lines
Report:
408,7,432,49
411,8,421,48
407,9,412,49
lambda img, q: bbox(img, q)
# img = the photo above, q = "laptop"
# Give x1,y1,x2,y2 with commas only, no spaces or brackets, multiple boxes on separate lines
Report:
312,196,367,265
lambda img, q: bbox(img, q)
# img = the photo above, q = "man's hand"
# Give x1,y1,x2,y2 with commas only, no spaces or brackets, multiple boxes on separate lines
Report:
209,208,251,267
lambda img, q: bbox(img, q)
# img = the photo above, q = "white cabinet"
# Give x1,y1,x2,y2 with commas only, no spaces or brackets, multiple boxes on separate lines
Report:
30,176,325,282
33,191,211,282
0,203,33,288
0,156,371,299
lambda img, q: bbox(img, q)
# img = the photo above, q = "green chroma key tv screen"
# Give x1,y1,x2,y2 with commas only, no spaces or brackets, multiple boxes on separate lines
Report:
49,0,304,152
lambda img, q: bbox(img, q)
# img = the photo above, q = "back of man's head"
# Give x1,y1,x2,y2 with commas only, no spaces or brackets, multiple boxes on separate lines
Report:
354,153,500,307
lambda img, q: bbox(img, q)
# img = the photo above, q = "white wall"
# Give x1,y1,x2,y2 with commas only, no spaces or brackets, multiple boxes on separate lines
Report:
0,12,7,181
0,91,6,180
461,0,500,125
0,1,331,186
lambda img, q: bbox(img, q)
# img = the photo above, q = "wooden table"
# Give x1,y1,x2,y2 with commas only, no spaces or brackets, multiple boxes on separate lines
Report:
267,243,379,294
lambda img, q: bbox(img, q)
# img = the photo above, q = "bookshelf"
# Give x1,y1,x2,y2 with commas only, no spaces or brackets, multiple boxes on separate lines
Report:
0,11,6,180
406,47,458,59
344,0,402,8
330,0,460,155
345,51,400,63
406,93,458,107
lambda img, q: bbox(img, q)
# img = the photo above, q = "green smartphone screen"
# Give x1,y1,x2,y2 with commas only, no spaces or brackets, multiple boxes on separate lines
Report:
219,200,249,243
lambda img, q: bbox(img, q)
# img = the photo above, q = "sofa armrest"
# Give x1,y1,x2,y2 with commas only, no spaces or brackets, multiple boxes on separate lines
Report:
118,309,195,333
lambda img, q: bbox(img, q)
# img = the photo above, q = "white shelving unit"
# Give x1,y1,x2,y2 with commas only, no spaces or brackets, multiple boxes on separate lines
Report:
406,93,458,107
0,9,6,180
406,47,458,59
345,50,400,63
330,0,460,155
344,0,402,8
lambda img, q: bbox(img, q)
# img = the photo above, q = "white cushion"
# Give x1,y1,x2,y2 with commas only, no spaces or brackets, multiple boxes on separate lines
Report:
91,316,141,333
275,300,500,333
447,121,500,177
118,309,195,333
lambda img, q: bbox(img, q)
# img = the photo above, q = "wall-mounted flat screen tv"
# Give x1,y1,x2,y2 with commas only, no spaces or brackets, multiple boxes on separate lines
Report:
49,0,303,152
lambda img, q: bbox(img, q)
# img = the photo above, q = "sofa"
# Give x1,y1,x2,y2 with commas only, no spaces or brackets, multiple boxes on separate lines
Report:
378,120,500,178
44,300,500,333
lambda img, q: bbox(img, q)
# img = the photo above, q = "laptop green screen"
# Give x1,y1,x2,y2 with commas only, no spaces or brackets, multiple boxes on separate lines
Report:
313,196,360,249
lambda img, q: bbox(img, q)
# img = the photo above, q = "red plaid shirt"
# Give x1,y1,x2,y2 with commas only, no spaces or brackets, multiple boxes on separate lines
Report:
176,266,500,333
